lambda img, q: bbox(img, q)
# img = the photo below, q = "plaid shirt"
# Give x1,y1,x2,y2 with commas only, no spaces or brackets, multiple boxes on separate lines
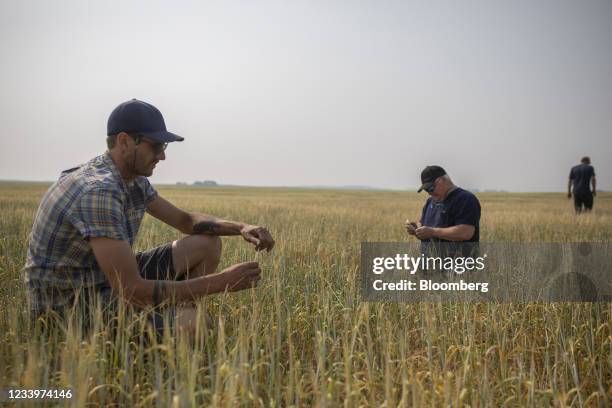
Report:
24,152,157,315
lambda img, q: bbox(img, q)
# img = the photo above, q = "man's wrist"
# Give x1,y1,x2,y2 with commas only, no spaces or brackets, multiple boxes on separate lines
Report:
430,227,440,239
198,274,222,295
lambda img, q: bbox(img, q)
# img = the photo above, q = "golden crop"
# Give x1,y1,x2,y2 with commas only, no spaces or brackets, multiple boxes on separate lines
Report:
1,182,610,406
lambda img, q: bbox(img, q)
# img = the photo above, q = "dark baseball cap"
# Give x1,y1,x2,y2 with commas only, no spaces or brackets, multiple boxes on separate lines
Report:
107,99,184,143
417,165,446,192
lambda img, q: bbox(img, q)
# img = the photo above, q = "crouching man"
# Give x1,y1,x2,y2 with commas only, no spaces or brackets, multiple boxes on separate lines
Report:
23,99,275,335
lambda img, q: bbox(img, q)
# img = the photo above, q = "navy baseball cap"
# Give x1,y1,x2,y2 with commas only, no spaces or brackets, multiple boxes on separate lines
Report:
107,99,184,143
418,165,446,192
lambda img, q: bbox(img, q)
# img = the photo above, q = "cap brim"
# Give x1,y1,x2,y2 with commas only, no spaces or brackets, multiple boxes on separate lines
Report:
140,130,184,142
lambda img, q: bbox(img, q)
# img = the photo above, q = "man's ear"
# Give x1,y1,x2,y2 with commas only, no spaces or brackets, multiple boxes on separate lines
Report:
116,132,132,149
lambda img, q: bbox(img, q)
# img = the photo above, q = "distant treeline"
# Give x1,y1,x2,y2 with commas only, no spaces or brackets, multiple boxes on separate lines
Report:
177,180,218,187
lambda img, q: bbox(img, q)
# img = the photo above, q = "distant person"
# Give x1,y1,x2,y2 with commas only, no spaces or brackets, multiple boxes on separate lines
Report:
568,156,596,213
24,99,275,335
405,166,481,249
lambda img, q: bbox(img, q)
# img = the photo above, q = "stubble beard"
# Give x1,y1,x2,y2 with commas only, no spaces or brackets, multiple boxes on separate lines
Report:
143,160,157,177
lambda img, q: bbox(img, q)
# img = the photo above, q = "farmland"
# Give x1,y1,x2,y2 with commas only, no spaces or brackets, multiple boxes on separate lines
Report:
1,182,610,406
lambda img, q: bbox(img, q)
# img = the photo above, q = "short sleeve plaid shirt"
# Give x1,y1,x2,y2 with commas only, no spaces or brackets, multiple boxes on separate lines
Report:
24,152,158,315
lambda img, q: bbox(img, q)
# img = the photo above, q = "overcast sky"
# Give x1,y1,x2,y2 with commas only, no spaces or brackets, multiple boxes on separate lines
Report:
0,0,610,191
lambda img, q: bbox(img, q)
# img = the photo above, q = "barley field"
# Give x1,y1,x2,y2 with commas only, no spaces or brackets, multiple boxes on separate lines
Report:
0,182,610,407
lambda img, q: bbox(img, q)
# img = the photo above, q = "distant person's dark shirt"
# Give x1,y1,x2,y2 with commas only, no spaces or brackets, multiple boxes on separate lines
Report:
569,164,595,195
420,187,481,243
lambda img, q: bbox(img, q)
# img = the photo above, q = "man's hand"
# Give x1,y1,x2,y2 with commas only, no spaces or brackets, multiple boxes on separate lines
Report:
592,191,597,197
241,225,275,252
211,261,262,292
567,192,572,199
415,226,437,240
405,219,418,236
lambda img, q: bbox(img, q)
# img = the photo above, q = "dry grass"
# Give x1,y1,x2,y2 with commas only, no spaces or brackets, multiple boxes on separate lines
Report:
1,182,610,407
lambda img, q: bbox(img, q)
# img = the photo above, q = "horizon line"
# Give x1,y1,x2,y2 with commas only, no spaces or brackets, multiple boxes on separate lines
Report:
0,179,603,194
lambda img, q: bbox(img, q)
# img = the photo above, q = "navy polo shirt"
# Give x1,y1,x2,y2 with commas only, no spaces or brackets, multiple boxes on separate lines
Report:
569,164,595,195
420,187,481,242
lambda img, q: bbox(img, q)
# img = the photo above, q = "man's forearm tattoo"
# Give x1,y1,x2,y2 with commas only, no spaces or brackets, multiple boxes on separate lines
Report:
152,281,166,306
193,221,221,235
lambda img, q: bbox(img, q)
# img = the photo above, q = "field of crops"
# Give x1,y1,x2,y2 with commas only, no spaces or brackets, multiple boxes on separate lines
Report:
1,182,610,406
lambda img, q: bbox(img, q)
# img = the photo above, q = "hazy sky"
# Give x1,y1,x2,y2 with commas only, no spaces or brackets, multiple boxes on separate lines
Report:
1,0,610,191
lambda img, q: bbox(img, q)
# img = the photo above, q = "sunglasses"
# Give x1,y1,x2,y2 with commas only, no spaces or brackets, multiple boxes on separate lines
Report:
132,134,168,155
424,177,440,193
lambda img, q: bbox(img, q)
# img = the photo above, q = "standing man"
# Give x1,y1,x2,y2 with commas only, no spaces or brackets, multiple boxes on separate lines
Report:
405,166,481,248
568,156,596,213
24,99,275,335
